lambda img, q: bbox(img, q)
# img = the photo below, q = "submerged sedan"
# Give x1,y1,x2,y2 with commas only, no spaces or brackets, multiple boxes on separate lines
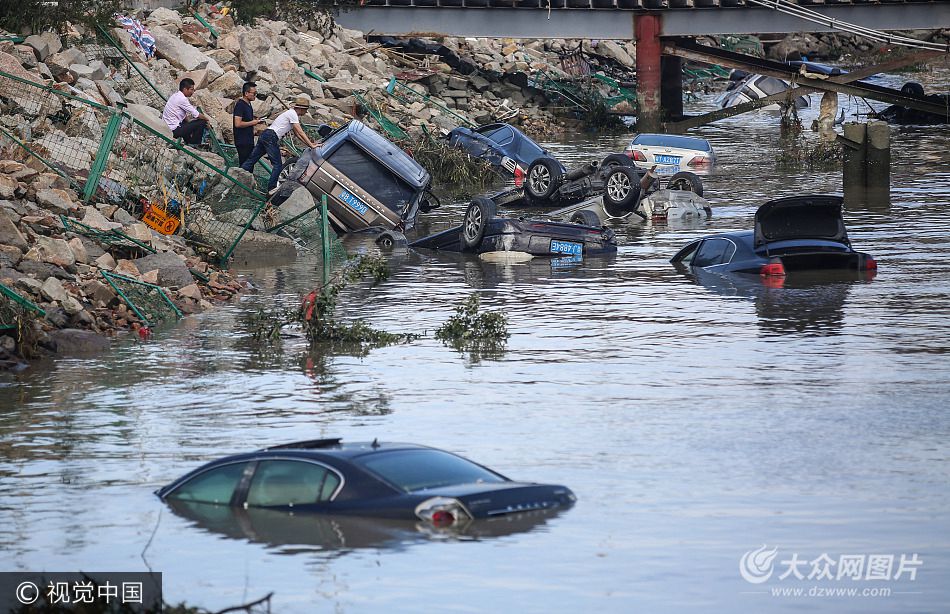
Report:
671,195,876,277
156,439,576,526
623,133,714,176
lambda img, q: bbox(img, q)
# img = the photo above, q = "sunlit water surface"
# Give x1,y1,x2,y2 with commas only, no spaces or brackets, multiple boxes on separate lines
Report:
2,68,949,613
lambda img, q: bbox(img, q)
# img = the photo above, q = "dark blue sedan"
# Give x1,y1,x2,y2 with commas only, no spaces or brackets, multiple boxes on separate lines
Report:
448,123,564,177
156,439,576,527
670,195,877,277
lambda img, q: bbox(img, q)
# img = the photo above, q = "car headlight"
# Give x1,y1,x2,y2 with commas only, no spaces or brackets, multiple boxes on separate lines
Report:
414,497,471,526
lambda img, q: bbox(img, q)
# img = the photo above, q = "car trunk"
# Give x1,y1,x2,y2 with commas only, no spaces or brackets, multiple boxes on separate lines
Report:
755,196,849,247
421,482,575,518
777,251,865,272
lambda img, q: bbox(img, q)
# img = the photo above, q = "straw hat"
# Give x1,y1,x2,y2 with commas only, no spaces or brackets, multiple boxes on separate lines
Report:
293,96,311,109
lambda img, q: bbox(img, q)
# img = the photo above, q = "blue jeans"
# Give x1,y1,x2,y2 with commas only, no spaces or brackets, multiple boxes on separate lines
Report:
240,129,281,191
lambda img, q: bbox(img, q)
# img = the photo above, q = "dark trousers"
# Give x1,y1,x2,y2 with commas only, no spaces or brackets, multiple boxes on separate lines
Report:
173,118,207,145
236,143,254,165
240,129,281,191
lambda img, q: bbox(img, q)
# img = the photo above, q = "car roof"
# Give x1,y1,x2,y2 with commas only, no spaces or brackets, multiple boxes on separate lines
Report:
327,121,430,189
258,439,434,460
630,133,711,150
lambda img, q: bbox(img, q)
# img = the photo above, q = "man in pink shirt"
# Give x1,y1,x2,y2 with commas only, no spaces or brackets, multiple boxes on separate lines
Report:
162,78,210,145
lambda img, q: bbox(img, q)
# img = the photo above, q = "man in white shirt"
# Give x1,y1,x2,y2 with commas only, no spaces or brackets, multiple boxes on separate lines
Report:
162,78,210,145
240,96,318,193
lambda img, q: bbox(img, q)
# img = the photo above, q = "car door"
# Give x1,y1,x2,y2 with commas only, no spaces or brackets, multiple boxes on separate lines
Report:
242,459,343,510
162,461,253,506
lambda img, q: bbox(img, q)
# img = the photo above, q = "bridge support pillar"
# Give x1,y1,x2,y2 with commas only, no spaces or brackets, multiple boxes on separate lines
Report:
635,13,662,133
661,54,683,122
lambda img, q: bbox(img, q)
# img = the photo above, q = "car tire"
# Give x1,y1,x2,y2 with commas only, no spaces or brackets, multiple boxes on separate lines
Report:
666,171,704,197
375,230,408,249
462,196,496,250
277,156,299,186
599,153,635,169
571,210,602,227
901,81,925,97
602,166,641,210
525,157,563,202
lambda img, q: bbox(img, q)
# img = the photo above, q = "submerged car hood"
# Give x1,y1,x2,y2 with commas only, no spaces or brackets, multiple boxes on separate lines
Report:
754,195,850,248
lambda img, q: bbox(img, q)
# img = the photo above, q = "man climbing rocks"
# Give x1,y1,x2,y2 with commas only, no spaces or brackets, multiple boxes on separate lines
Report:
162,78,210,146
241,96,318,194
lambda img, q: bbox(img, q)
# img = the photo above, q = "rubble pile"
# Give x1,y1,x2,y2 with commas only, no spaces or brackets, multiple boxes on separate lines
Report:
0,158,244,368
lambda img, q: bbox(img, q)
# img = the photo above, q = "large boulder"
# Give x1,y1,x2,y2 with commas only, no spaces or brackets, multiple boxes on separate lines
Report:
48,329,110,355
24,236,76,269
125,104,172,138
150,27,224,78
34,133,99,172
207,70,244,99
24,32,61,61
0,210,28,251
258,46,299,83
132,252,194,288
0,176,16,200
44,48,85,79
595,40,635,67
34,188,78,213
238,29,273,73
148,7,184,28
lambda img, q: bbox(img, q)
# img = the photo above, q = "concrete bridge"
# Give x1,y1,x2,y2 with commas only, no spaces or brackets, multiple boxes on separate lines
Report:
337,0,950,130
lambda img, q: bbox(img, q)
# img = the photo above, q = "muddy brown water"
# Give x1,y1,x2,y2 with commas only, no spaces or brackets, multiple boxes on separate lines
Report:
2,69,949,613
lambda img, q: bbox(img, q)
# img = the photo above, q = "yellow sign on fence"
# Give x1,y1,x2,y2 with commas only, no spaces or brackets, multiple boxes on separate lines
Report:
142,206,180,235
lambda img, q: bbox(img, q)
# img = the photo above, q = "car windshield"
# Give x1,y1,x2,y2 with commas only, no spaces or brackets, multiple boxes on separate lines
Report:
356,449,506,493
633,135,710,151
512,134,545,162
326,141,417,211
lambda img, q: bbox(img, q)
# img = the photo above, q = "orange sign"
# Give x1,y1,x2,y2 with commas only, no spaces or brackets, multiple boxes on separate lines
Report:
142,206,180,235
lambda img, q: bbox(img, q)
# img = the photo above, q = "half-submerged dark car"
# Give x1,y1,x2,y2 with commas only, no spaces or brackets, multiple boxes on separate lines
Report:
670,195,877,277
405,197,616,257
272,120,435,233
156,439,576,527
447,123,562,177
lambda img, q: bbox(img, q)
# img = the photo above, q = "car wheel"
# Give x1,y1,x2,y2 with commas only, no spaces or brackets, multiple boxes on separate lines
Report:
901,81,925,97
462,196,496,250
602,166,641,209
277,156,299,186
525,157,563,202
666,171,704,197
599,153,635,169
570,210,602,227
375,230,408,249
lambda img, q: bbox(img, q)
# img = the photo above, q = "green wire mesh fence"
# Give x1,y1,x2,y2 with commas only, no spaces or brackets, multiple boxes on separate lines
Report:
60,215,156,254
101,271,182,327
0,282,45,331
0,68,267,264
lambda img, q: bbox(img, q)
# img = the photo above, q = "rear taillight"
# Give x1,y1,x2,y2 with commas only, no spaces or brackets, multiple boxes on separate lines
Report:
514,165,525,188
687,156,707,166
759,260,786,277
863,257,877,271
415,497,471,526
631,150,647,162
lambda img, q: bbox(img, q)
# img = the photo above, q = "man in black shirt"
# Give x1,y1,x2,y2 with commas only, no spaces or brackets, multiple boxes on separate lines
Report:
233,82,264,164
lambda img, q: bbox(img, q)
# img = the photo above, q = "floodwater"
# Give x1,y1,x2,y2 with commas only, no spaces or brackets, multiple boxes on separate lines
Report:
2,68,950,613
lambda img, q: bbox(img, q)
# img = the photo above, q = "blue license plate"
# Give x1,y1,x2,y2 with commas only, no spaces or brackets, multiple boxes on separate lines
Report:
550,240,582,256
655,154,681,165
339,188,369,215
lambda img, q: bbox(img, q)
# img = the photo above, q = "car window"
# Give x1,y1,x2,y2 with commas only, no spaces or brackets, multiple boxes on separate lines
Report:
632,134,710,151
488,126,514,146
672,240,701,264
246,460,341,507
513,135,545,163
326,141,417,211
166,462,249,505
357,449,505,493
692,239,736,267
752,76,791,96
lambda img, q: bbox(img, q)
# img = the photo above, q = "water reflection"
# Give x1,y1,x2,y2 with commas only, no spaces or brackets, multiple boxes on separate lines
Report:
681,267,876,336
166,499,568,553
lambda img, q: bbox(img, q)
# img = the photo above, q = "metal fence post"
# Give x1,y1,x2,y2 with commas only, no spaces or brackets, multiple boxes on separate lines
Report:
321,194,330,285
83,109,123,203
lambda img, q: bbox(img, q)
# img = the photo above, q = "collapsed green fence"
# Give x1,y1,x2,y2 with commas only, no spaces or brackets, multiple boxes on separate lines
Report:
101,271,182,327
0,68,266,264
0,282,45,332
